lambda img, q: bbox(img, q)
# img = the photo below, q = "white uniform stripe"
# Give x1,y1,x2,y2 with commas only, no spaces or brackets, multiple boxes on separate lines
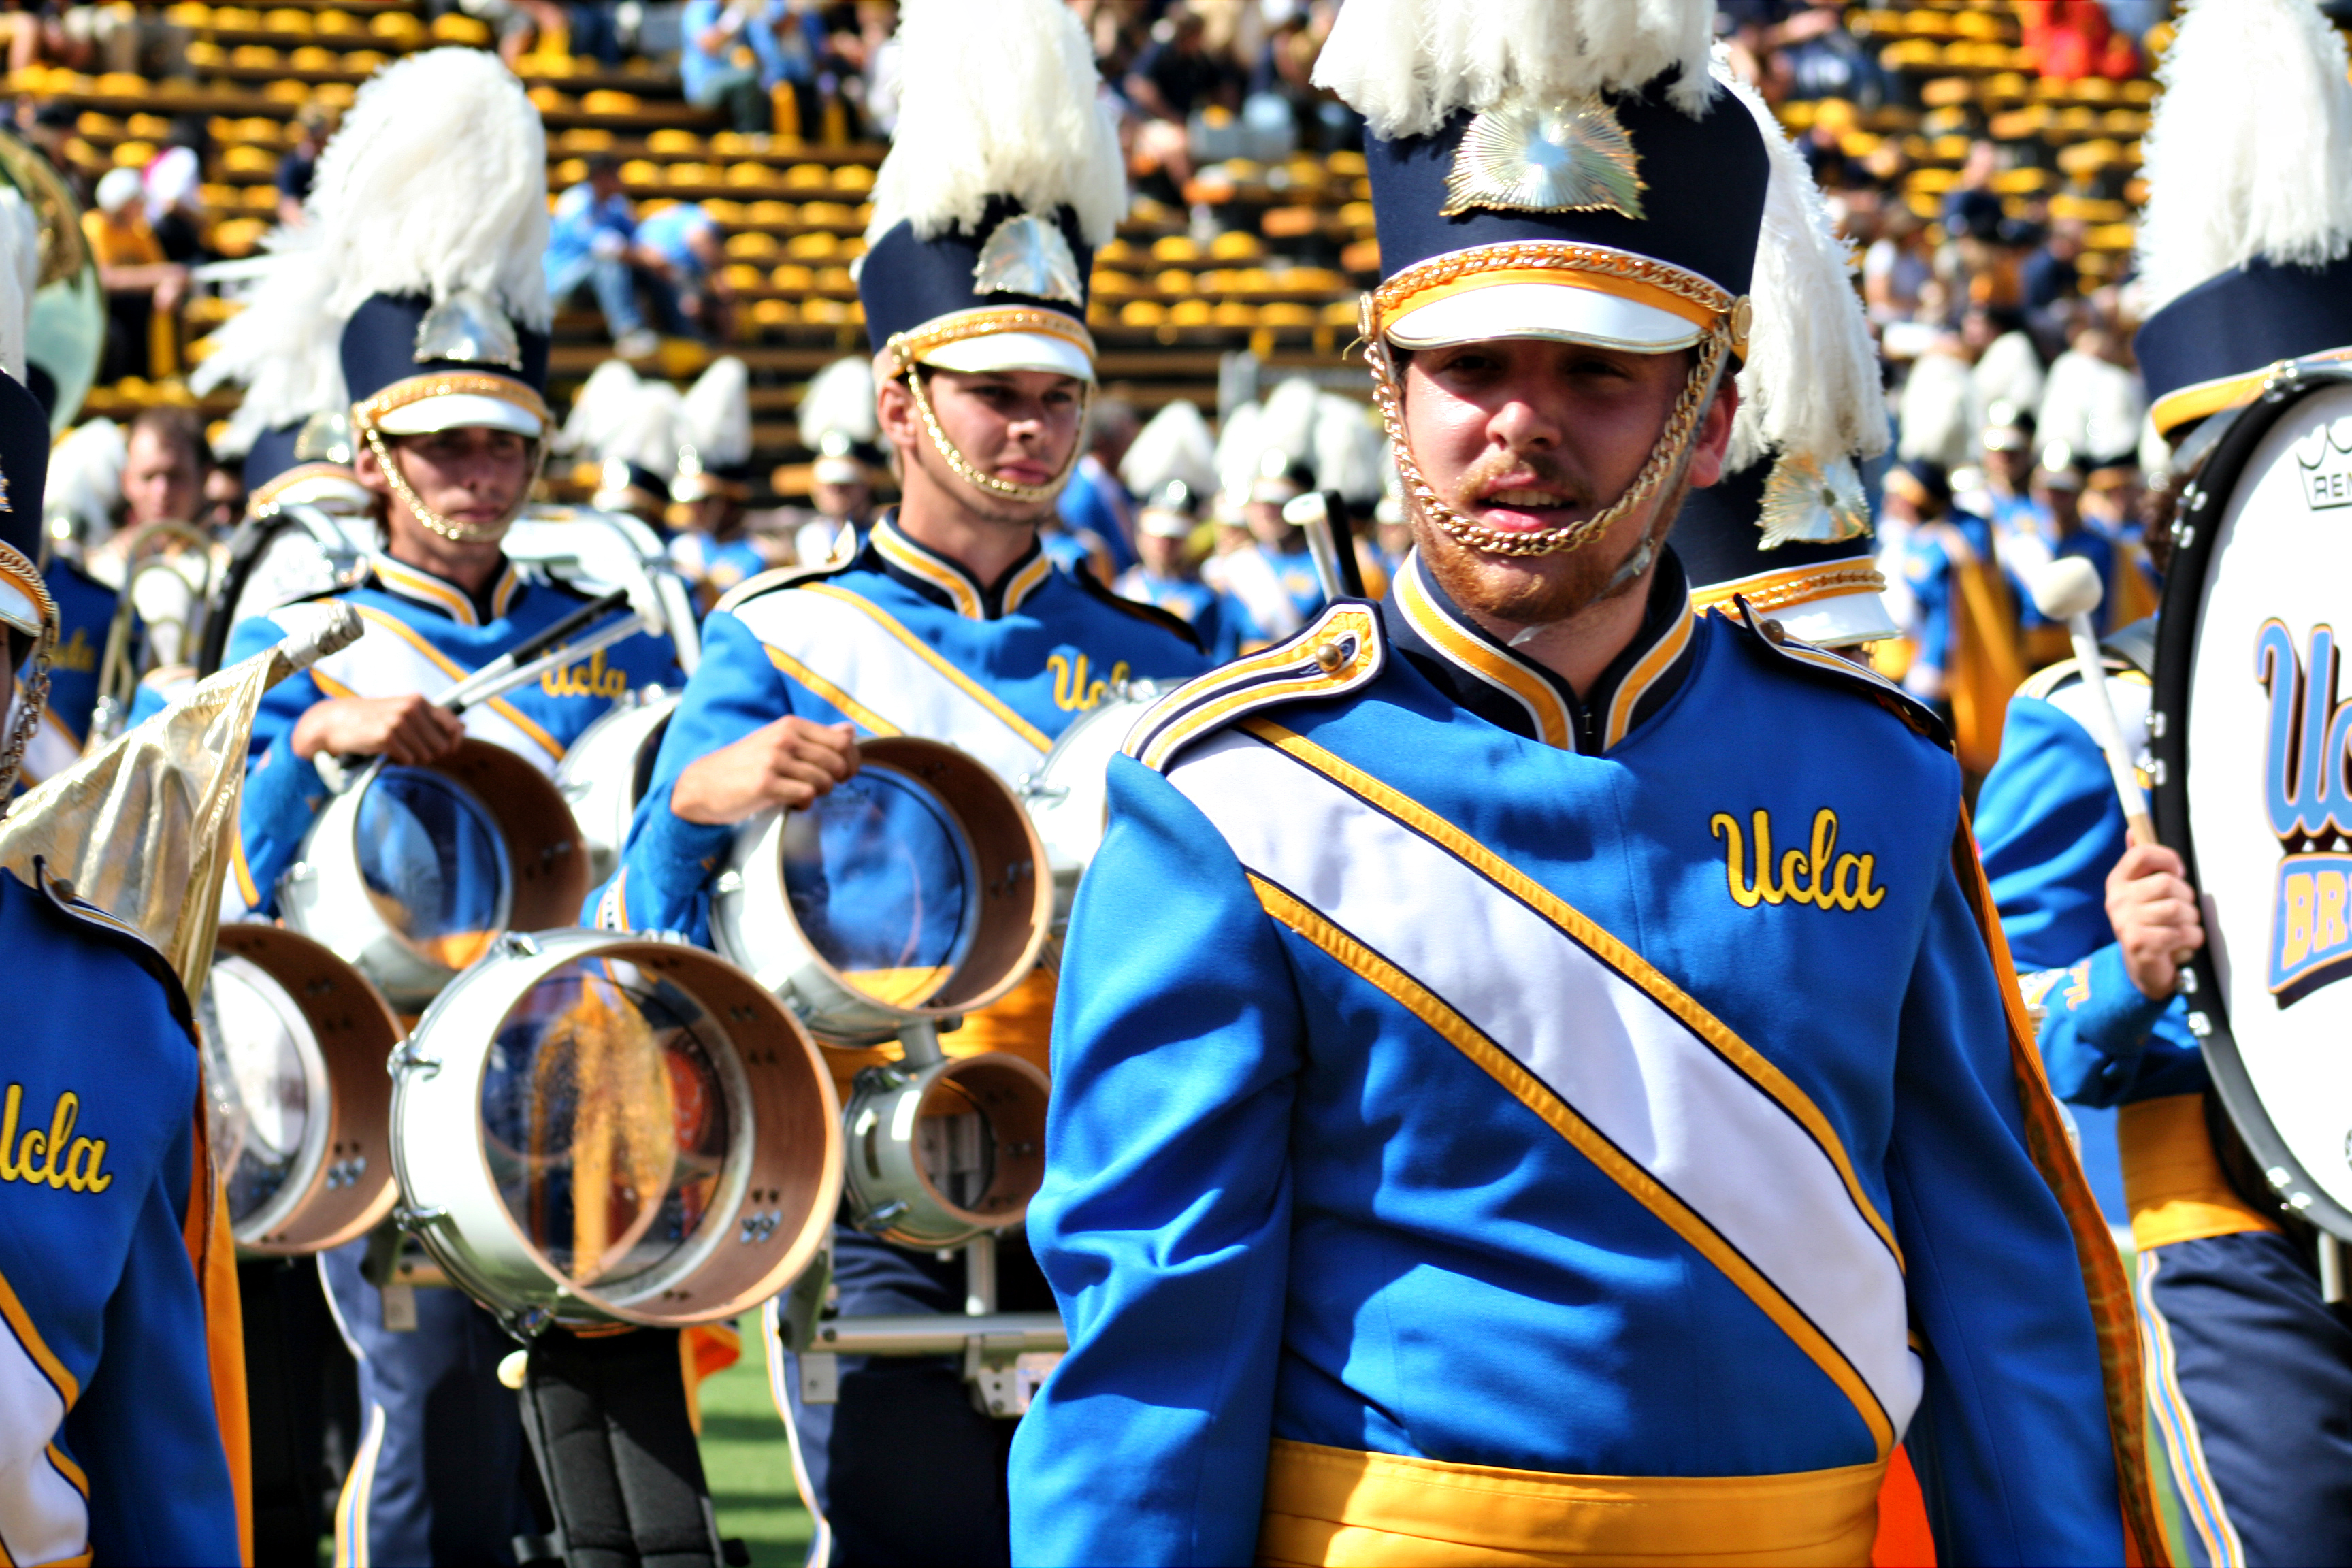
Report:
0,1316,85,1567
734,590,1049,785
1169,729,1922,1436
305,608,561,773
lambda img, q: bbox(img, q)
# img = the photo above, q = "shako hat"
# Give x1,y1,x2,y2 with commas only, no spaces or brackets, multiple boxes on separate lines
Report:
672,356,753,504
1312,0,1767,559
856,0,1124,392
2132,0,2352,442
1673,65,1894,649
0,184,55,808
798,355,882,487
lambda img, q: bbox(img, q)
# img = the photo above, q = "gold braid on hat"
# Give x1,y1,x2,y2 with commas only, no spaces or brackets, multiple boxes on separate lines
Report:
892,332,1093,507
358,421,549,544
0,542,59,815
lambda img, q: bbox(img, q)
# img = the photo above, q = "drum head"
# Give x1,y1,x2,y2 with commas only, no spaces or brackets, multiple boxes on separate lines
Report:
782,762,983,1011
359,767,513,973
2155,365,2352,1238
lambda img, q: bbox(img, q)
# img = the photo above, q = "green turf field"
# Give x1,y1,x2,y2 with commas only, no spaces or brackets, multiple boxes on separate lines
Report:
700,1321,817,1566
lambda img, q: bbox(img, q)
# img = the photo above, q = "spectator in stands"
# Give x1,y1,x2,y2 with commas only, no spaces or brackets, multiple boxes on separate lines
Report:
544,153,670,359
568,0,622,66
142,116,207,263
84,166,185,384
1863,205,1932,327
119,406,207,529
1124,4,1238,125
1765,1,1890,109
2022,218,2084,314
634,200,732,341
1941,140,2004,244
1058,396,1138,572
274,103,337,227
18,99,88,206
681,0,792,135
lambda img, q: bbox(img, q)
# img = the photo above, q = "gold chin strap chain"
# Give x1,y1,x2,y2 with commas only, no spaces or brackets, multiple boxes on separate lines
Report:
898,353,1093,507
0,543,59,815
1365,312,1733,560
361,423,546,544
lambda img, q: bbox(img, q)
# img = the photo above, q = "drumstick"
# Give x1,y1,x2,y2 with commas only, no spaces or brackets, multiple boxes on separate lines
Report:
2030,557,2157,847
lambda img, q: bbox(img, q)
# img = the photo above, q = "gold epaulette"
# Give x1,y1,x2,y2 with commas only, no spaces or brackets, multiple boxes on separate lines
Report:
1729,599,1953,751
1122,602,1384,772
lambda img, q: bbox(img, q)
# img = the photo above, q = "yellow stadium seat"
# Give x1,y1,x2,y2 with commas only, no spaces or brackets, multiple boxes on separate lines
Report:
76,112,122,135
243,185,278,210
230,44,280,65
2086,221,2136,251
721,263,763,289
1209,231,1264,261
1154,268,1195,295
619,159,659,186
431,13,491,44
528,87,573,112
800,199,854,225
214,7,259,28
263,9,312,33
579,88,640,112
1320,300,1358,326
1326,150,1367,178
289,46,336,68
783,163,829,189
1149,235,1200,263
315,81,356,108
370,12,423,42
709,131,757,155
648,129,702,154
553,157,587,186
197,182,241,208
700,199,745,221
1258,303,1316,327
1991,167,2051,195
769,263,814,290
346,51,387,72
724,163,779,187
665,162,715,185
111,139,154,167
723,231,778,259
1120,301,1165,326
1090,272,1136,297
314,10,362,33
751,299,795,326
745,199,794,225
1169,300,1215,325
164,3,211,23
830,165,873,193
212,217,267,256
813,265,853,291
557,127,614,151
95,71,147,94
125,112,169,137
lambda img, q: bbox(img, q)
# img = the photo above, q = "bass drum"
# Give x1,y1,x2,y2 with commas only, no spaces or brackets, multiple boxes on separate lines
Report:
555,688,679,887
1021,682,1171,930
2153,357,2352,1239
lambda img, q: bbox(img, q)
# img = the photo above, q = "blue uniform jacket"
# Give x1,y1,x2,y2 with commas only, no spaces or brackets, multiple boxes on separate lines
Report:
227,552,681,917
1112,567,1224,659
0,862,240,1563
591,513,1207,939
1011,549,2137,1566
1974,655,2200,1107
1899,508,1996,684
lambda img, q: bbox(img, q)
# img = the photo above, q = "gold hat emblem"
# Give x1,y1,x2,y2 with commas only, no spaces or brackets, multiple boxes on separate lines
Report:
972,212,1085,307
1443,94,1645,220
1759,451,1871,549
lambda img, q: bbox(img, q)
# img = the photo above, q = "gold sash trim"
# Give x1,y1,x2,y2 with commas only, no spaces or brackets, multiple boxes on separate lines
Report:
1256,1440,1884,1567
2119,1093,2281,1251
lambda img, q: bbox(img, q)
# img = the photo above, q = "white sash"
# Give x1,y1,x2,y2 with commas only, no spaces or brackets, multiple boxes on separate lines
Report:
300,604,563,775
734,585,1050,785
0,1297,84,1564
1168,727,1922,1442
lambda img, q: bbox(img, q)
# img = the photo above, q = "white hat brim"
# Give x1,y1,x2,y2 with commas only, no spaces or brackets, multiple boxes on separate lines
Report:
1386,282,1700,354
373,392,547,439
920,330,1095,382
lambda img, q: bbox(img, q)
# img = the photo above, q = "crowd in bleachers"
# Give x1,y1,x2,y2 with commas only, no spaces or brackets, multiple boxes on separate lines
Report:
0,0,2228,779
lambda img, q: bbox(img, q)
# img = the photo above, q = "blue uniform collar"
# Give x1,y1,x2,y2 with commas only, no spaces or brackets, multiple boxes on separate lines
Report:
1383,546,1698,755
868,510,1054,621
368,551,523,627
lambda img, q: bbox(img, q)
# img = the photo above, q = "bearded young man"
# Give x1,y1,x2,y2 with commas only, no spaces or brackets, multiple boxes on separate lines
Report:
1007,5,2165,1566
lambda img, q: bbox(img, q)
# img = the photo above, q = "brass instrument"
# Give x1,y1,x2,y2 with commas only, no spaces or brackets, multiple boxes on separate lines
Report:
86,521,220,752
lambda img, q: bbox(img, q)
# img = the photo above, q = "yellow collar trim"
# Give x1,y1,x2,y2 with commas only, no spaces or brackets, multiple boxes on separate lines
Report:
1396,553,1575,751
873,518,983,619
369,554,519,627
1000,549,1054,615
1602,601,1694,752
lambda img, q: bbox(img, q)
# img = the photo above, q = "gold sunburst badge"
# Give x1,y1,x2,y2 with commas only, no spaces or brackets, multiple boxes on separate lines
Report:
972,213,1086,307
1443,94,1645,220
1759,451,1871,549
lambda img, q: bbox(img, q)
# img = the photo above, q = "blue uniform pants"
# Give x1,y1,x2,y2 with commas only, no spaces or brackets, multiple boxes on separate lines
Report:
779,1228,1050,1568
2138,1230,2352,1567
323,1241,534,1567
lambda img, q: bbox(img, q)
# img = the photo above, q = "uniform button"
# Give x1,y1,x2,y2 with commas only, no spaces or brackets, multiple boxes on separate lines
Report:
1759,618,1787,644
1313,640,1346,672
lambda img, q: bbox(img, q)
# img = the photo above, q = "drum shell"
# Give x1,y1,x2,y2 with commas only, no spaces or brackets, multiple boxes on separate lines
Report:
840,1051,1050,1248
214,924,402,1255
554,689,677,887
280,739,591,1010
1021,687,1163,930
711,736,1054,1046
389,930,842,1328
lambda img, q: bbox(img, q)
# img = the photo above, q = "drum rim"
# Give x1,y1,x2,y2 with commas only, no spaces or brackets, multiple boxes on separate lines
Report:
2151,356,2352,1242
207,950,336,1245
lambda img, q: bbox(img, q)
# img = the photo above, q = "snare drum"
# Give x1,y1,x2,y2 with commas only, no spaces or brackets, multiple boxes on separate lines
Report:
389,929,840,1329
280,739,590,1009
1021,684,1167,928
555,688,679,885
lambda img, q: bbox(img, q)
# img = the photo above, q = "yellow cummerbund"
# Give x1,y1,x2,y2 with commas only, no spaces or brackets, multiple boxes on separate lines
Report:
2119,1092,2281,1251
1256,1439,1885,1567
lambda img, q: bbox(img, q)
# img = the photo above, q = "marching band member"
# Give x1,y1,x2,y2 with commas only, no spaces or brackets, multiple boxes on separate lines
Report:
589,1,1205,1556
0,246,242,1563
214,51,682,1564
667,355,776,607
1978,3,2352,1562
1113,481,1224,657
1009,3,2164,1563
787,355,883,567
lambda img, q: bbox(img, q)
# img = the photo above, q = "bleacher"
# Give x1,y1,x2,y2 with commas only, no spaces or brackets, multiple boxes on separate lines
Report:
17,0,2178,506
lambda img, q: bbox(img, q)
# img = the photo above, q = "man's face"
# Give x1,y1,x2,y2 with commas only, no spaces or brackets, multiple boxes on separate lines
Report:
1244,500,1290,549
200,466,244,532
896,368,1084,524
1987,445,2030,492
811,477,870,521
363,425,534,542
1137,529,1188,575
122,428,202,528
1399,335,1733,628
2033,478,2080,531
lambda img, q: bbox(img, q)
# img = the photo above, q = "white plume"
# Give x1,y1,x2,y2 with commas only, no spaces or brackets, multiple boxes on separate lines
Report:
796,356,878,448
1213,399,1262,501
44,418,124,541
1716,66,1886,474
864,0,1125,247
679,355,751,468
2136,0,2352,312
557,358,645,456
608,381,684,475
308,48,551,327
1312,0,1716,137
1254,376,1322,468
1312,394,1388,504
1119,399,1218,499
0,187,36,385
191,224,348,457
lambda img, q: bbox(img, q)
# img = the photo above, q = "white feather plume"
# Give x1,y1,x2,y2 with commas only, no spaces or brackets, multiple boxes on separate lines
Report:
190,224,347,457
1312,394,1388,504
679,355,751,468
557,357,645,456
0,188,36,385
2136,0,2352,313
608,381,684,475
1254,376,1322,468
307,48,551,327
1312,0,1716,137
796,356,878,448
1119,399,1218,499
863,0,1125,247
1716,66,1886,474
44,418,124,540
1213,399,1262,502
